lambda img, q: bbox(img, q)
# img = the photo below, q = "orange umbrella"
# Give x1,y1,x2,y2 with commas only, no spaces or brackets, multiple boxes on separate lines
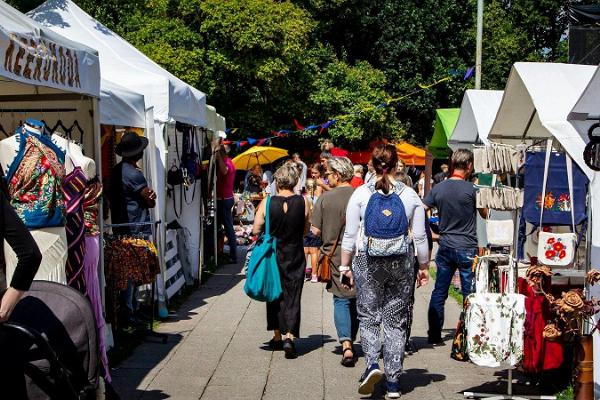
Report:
396,142,426,166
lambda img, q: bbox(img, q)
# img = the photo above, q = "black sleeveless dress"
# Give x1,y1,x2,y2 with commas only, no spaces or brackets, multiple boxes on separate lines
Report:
266,195,306,337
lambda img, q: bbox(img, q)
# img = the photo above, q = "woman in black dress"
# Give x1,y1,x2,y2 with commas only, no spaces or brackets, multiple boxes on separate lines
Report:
252,163,310,359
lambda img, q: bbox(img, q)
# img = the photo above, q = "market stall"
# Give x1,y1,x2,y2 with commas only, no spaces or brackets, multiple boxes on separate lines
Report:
429,108,460,158
448,89,503,150
30,0,209,303
567,64,600,399
483,62,598,398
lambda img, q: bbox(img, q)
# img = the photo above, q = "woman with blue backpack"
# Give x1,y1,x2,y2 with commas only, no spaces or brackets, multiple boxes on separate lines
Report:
340,144,430,399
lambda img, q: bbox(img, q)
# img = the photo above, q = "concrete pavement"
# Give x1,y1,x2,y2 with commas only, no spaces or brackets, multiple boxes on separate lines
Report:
110,261,547,399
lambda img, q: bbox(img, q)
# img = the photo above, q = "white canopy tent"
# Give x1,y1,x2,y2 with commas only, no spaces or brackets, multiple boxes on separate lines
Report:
100,80,145,128
29,0,206,127
566,66,600,399
449,89,503,150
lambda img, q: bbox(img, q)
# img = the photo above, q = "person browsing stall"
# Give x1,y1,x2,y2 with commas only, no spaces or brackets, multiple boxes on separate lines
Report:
110,131,157,236
423,149,487,345
214,144,238,263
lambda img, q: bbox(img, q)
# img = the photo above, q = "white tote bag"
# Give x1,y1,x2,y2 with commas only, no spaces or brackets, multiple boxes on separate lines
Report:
536,139,577,267
466,257,526,368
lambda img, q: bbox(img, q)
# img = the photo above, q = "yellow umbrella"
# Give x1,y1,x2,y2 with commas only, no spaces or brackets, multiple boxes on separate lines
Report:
232,146,289,170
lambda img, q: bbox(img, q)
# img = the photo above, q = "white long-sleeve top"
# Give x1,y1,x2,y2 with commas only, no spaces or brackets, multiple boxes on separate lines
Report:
342,182,430,265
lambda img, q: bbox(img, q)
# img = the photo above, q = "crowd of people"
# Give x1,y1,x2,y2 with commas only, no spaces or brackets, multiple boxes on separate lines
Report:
224,141,482,399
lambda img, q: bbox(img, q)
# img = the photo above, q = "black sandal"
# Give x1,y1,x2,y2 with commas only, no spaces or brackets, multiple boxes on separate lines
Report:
269,338,284,351
341,347,355,367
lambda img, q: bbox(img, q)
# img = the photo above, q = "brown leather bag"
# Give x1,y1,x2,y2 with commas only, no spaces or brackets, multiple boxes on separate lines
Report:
318,224,344,283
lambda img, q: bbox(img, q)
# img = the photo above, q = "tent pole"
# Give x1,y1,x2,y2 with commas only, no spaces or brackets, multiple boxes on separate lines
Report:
475,0,484,89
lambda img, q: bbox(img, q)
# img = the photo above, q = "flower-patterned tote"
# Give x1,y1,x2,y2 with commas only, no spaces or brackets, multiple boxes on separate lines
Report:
465,257,526,368
536,140,577,267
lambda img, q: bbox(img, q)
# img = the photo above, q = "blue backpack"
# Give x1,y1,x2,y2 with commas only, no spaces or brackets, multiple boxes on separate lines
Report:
244,196,283,302
363,183,410,257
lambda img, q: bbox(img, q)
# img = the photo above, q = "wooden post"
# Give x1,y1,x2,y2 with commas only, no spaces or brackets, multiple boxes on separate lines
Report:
575,335,594,400
424,146,434,197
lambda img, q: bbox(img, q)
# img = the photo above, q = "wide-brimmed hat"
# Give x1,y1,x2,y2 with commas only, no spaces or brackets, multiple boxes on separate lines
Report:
116,131,149,158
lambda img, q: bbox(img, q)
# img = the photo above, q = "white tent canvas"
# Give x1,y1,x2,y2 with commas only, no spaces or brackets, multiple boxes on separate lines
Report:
100,80,145,128
449,89,503,150
0,0,100,97
29,0,206,126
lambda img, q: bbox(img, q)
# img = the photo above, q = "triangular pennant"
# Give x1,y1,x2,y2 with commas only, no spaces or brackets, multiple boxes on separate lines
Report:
293,119,305,131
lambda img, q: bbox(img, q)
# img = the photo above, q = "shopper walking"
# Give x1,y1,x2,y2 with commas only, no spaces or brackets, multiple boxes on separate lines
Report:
310,156,358,367
424,149,486,345
214,143,237,263
303,173,322,283
292,152,308,191
350,164,364,188
340,144,430,398
252,163,310,359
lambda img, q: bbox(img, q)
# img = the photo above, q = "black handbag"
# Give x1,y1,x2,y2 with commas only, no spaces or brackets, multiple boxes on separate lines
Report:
167,165,186,186
584,122,600,171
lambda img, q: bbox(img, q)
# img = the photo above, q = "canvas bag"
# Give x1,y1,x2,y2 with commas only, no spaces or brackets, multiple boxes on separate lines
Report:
363,182,410,257
465,257,526,368
243,196,283,302
523,141,587,226
536,140,577,267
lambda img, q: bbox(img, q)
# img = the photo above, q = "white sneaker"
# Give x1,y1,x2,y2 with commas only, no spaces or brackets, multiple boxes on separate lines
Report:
358,364,383,395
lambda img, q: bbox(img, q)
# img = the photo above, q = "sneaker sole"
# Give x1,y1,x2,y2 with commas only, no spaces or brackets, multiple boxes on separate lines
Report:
358,369,383,395
386,392,401,399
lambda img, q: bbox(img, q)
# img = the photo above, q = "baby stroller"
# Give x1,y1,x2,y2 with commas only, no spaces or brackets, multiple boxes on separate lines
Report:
0,281,101,399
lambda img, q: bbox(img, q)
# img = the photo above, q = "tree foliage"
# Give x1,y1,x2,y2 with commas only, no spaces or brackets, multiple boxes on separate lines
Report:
5,0,587,146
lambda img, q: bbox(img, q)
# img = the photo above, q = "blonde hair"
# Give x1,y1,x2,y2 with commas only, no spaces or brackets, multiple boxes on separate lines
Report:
273,163,299,191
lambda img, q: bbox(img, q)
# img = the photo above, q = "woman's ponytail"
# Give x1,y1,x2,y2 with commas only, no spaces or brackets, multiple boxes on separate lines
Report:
371,144,398,195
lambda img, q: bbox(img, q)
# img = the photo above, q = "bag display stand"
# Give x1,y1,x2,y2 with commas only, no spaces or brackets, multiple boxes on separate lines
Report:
465,144,556,400
104,220,168,344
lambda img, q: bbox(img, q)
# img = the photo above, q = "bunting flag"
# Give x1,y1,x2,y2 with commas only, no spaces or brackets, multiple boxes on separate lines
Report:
223,72,461,148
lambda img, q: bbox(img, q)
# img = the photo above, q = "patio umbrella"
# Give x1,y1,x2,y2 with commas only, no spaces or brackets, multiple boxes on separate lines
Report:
232,146,289,170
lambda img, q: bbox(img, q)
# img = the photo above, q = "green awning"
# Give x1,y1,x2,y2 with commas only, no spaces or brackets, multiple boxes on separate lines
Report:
429,108,460,159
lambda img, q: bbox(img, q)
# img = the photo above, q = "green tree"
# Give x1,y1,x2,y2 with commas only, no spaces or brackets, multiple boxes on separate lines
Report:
308,59,404,146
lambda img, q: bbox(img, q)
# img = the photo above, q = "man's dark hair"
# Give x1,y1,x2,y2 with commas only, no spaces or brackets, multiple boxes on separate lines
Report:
451,149,474,171
320,151,332,160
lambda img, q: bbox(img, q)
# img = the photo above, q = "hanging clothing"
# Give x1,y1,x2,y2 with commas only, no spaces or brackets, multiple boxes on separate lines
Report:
266,195,306,337
5,127,66,229
83,235,111,382
83,177,102,236
63,166,88,293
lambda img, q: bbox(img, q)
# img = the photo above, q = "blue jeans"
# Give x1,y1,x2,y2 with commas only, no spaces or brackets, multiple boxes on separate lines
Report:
333,296,359,343
427,245,476,341
217,197,237,262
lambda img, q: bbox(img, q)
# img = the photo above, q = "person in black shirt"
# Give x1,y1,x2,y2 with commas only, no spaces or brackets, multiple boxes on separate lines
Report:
433,164,449,185
0,190,42,399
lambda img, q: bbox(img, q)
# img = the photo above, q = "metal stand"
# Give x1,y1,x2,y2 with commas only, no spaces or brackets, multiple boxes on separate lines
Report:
104,220,168,344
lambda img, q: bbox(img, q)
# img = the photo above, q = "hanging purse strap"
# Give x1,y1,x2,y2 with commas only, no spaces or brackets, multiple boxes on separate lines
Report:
566,153,576,233
264,195,272,238
539,139,553,227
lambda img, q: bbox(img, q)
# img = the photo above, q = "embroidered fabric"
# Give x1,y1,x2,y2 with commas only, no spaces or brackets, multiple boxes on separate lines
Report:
83,177,102,236
63,166,88,293
5,127,66,229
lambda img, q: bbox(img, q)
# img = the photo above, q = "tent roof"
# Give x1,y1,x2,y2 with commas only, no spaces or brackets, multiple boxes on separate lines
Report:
449,90,503,150
568,65,600,143
0,0,100,97
100,80,145,128
429,108,460,158
29,0,206,126
396,142,426,166
489,62,596,179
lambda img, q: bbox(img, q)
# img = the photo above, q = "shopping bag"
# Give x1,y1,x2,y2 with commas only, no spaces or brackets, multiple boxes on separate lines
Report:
537,231,576,267
451,301,469,362
523,143,587,226
243,196,282,302
485,219,514,247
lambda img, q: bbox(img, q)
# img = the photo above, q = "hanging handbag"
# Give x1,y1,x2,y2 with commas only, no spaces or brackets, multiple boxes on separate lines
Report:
465,257,526,368
536,140,577,267
243,196,283,302
523,139,588,226
485,210,514,247
318,224,344,283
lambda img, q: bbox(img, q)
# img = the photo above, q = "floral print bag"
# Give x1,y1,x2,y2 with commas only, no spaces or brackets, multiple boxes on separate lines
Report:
536,139,577,267
465,257,526,368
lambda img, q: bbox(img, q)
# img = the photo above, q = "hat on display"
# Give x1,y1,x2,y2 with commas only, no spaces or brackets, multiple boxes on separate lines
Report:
116,131,149,158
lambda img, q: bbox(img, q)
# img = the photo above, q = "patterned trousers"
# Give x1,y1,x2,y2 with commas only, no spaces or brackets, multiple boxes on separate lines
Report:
353,252,415,384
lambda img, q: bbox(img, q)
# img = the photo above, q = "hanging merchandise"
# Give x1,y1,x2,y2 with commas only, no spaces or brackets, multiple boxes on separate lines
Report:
535,141,578,267
485,211,514,247
583,122,600,171
476,186,524,211
523,140,588,226
473,144,520,175
465,257,526,368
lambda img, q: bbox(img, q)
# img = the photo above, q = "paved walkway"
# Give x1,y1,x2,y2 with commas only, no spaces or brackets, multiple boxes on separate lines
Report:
111,261,526,400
